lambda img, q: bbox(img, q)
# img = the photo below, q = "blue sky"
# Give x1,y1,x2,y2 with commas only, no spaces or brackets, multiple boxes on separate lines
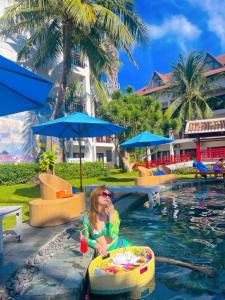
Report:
119,0,225,90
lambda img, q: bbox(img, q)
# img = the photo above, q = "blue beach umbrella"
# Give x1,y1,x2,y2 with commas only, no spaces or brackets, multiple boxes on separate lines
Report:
120,131,173,149
0,55,52,116
32,112,126,190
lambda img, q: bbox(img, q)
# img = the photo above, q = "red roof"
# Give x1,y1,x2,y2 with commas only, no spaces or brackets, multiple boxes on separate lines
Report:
215,54,225,65
138,83,171,95
138,53,225,96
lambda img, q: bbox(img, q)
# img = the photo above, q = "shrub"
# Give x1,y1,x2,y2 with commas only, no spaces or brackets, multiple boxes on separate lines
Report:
0,162,109,185
174,167,196,175
55,162,109,180
0,163,39,185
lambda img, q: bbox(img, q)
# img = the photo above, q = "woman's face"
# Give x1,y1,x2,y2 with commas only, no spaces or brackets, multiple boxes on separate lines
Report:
97,189,112,207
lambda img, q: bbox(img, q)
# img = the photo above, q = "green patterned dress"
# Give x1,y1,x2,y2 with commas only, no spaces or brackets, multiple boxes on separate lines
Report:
82,210,132,251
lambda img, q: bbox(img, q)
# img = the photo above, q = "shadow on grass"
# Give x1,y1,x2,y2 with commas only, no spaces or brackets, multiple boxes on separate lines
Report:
14,185,40,199
98,176,134,183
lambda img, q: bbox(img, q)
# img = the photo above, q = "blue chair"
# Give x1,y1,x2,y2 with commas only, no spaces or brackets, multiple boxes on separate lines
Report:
153,170,166,176
72,187,77,194
193,161,224,178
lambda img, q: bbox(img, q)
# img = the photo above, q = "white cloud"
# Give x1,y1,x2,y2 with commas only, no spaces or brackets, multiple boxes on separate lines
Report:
190,0,225,50
149,15,201,51
0,112,28,154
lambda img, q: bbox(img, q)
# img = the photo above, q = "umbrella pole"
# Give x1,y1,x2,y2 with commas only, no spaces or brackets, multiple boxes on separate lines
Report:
79,137,83,192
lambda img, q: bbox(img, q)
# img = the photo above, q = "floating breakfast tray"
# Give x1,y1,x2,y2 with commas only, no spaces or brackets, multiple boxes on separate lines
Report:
88,246,155,295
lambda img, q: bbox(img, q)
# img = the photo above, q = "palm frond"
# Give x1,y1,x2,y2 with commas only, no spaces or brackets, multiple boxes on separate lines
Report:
92,75,109,104
18,19,62,68
64,0,96,27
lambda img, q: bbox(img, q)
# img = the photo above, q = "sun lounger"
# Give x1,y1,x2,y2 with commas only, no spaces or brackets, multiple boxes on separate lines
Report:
136,166,176,186
193,161,225,178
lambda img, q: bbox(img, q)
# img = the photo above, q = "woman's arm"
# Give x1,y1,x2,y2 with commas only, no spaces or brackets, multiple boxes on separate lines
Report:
108,210,120,240
82,214,97,249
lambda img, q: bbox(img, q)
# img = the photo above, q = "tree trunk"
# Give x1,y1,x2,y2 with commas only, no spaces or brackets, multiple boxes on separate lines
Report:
51,18,72,161
52,18,72,119
121,150,135,172
156,256,216,278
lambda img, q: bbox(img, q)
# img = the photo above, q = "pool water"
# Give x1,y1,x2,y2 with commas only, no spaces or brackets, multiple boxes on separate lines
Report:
91,183,225,300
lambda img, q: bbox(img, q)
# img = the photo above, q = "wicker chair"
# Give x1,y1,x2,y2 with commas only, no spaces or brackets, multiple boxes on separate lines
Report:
29,173,85,227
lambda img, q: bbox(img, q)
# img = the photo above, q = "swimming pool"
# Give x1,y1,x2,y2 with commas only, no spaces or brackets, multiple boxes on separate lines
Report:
118,183,225,299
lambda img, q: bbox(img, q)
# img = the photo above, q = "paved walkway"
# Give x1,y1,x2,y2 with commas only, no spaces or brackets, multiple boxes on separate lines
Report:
0,221,74,286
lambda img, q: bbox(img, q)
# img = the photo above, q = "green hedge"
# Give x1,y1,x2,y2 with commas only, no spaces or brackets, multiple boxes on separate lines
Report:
174,167,196,175
0,163,39,185
55,162,109,180
0,162,109,186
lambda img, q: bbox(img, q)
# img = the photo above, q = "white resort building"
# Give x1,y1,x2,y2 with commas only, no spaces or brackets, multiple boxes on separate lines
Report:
0,0,116,166
138,52,225,164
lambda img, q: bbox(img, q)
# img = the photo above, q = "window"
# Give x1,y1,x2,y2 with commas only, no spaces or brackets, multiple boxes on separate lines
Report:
97,153,104,162
73,153,84,158
106,150,112,162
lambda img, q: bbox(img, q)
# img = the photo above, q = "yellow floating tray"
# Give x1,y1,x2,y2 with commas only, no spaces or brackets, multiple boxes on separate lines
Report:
88,246,155,295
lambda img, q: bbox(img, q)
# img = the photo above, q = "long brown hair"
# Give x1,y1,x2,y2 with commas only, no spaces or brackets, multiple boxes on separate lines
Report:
89,185,107,229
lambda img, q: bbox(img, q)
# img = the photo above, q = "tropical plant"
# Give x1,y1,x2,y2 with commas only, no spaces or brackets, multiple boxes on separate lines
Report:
48,151,57,173
1,0,148,118
165,51,214,127
39,151,56,173
39,152,49,173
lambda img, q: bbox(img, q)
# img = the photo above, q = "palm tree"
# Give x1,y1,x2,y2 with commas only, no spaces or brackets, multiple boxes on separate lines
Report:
1,0,148,118
165,51,213,128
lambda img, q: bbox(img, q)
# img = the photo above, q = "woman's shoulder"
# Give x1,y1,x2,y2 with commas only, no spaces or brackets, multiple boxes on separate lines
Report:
80,212,90,224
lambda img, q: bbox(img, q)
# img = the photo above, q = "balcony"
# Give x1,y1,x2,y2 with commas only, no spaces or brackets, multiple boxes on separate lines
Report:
96,137,114,143
66,101,85,113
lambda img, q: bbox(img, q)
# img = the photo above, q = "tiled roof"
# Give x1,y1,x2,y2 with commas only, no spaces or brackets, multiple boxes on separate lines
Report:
204,66,225,77
216,54,225,65
138,53,225,96
159,73,172,80
155,72,172,80
138,83,171,95
185,118,225,134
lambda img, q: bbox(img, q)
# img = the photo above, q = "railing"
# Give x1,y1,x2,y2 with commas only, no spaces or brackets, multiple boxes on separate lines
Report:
134,154,192,169
133,147,225,169
96,137,114,143
201,148,225,161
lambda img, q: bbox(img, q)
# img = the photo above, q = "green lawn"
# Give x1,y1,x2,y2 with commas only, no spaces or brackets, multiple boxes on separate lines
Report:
0,169,195,231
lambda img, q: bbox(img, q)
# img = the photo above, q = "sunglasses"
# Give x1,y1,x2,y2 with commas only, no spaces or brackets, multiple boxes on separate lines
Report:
99,191,112,199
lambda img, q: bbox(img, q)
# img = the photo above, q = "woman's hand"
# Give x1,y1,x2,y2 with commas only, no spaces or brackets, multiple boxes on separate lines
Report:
95,243,107,257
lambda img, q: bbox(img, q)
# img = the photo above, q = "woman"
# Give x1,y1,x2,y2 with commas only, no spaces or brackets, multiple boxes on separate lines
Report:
82,186,132,256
